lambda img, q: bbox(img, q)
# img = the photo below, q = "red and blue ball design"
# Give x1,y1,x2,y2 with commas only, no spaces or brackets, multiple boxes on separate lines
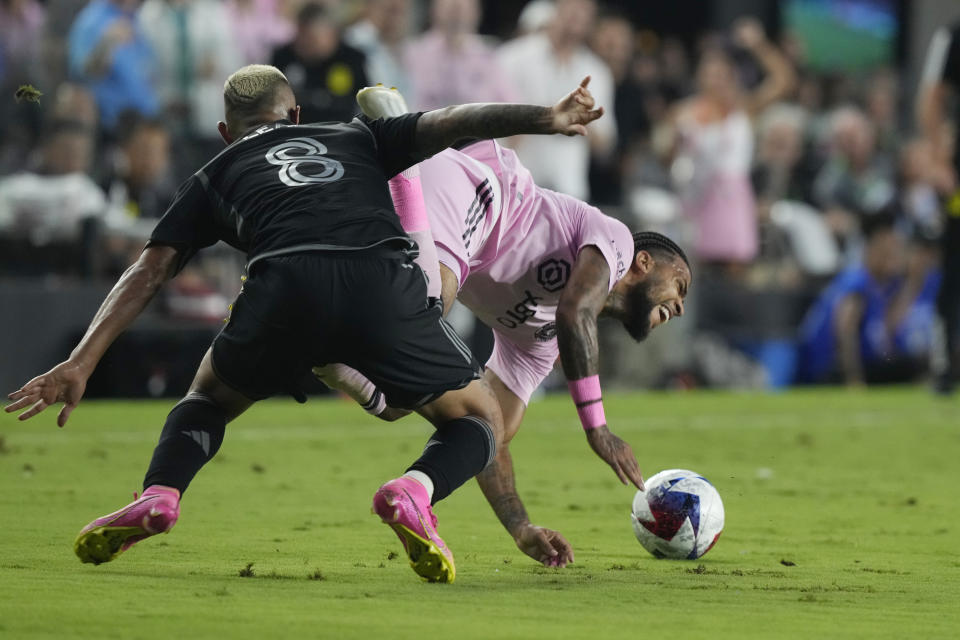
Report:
630,469,725,559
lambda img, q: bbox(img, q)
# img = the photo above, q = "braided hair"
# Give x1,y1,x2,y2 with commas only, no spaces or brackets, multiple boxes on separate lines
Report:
632,231,689,268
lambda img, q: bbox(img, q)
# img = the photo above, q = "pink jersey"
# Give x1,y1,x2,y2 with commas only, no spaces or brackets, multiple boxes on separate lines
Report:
418,140,634,403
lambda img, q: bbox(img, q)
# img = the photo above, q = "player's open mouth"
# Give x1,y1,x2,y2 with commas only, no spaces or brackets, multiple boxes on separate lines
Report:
658,305,671,324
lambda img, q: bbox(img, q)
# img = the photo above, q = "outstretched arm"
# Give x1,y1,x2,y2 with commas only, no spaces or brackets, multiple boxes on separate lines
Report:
476,370,574,567
477,443,573,567
556,247,644,489
5,246,180,425
414,76,604,158
734,18,797,116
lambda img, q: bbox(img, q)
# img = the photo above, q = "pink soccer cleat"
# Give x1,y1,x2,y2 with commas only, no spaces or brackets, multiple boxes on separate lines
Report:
372,477,455,583
74,485,181,565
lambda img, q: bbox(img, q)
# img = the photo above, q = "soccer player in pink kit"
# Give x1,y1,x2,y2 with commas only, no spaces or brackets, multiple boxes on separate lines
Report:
322,85,692,569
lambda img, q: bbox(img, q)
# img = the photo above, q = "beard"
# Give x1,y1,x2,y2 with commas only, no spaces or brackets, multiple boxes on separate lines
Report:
622,280,657,342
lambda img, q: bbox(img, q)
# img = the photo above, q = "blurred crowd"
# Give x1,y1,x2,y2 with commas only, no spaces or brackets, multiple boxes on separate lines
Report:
0,0,955,390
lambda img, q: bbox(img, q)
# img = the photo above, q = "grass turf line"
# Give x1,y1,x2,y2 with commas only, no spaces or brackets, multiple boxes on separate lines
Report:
0,388,957,639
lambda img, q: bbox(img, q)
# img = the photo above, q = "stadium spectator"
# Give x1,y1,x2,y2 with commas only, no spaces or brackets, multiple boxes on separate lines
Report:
588,10,648,205
666,18,795,266
41,82,104,179
0,0,47,169
344,0,413,100
67,0,159,132
406,0,517,111
0,0,46,87
137,0,242,147
657,37,693,103
49,82,100,130
812,106,895,242
865,69,901,159
271,2,369,124
224,0,294,66
0,0,47,93
102,117,173,225
515,0,554,36
797,214,940,386
497,0,616,201
0,120,111,274
37,0,85,89
751,103,811,205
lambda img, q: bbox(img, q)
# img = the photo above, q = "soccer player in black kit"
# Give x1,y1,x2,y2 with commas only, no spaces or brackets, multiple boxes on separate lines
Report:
919,23,960,394
5,65,604,582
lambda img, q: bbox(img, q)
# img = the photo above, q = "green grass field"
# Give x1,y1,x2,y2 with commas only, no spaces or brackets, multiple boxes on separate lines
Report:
1,389,958,639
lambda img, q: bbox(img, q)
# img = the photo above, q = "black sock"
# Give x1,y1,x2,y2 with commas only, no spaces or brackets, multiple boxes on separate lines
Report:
143,393,227,494
407,416,496,504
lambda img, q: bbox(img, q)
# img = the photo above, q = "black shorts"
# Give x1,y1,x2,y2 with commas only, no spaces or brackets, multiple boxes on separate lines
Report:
211,248,481,409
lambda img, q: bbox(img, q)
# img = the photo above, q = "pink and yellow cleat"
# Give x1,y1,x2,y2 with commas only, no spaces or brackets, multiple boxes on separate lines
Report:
372,477,455,583
74,485,180,565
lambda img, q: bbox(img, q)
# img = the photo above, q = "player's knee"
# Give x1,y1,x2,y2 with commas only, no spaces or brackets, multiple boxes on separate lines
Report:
458,381,505,445
417,379,504,442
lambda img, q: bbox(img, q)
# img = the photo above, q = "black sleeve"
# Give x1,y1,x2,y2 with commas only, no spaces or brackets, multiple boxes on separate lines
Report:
146,174,219,274
945,25,960,88
359,112,427,178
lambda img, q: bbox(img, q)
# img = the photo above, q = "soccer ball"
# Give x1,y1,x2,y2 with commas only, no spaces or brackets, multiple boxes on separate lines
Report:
630,469,724,559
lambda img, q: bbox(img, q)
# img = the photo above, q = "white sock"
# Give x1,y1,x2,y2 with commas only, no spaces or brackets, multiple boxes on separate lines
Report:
403,470,434,502
313,363,386,415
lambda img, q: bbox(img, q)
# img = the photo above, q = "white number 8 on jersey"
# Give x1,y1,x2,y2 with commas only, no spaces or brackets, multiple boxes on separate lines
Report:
265,137,345,187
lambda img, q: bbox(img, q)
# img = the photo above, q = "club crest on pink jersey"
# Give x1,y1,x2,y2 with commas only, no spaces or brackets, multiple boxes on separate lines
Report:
537,258,571,292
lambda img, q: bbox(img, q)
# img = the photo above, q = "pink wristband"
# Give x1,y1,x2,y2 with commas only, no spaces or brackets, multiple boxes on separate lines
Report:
388,169,429,232
568,375,606,430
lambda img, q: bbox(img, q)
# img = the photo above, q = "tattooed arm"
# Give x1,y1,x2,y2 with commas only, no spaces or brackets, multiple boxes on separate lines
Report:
414,77,604,158
478,446,530,538
556,247,610,381
476,370,574,567
557,246,644,489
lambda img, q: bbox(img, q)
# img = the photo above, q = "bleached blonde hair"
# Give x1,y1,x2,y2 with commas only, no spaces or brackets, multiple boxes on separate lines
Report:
223,65,292,129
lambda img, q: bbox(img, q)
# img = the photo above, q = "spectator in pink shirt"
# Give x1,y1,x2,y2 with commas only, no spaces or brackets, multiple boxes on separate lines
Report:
224,0,293,65
406,0,517,111
0,0,47,169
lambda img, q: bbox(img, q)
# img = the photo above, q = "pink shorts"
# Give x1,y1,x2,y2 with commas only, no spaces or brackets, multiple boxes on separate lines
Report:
485,331,559,405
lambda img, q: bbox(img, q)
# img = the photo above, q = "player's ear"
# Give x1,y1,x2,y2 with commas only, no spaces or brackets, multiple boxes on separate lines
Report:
217,121,233,145
633,250,654,275
290,105,301,125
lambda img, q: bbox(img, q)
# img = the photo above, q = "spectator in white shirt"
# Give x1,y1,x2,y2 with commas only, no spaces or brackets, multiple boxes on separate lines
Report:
0,121,107,251
138,0,242,141
497,0,616,201
344,0,413,101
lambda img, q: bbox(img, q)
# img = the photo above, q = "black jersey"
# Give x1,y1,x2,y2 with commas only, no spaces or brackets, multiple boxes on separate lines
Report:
147,113,426,273
270,42,369,124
